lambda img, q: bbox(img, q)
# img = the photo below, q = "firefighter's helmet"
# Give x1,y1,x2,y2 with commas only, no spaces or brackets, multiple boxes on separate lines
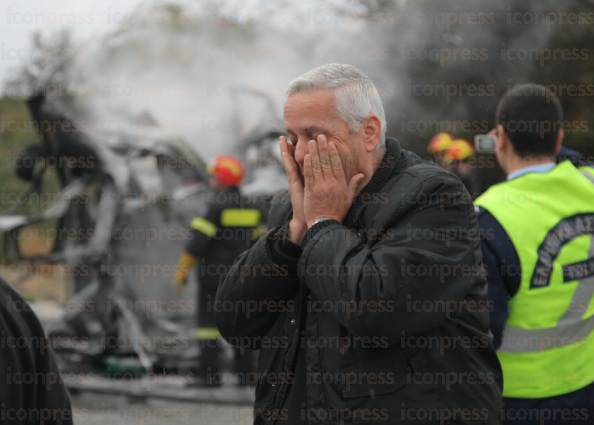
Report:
427,133,454,154
209,155,244,186
444,139,475,162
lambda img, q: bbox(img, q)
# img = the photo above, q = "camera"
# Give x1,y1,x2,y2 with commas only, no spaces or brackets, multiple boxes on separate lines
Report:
474,134,497,154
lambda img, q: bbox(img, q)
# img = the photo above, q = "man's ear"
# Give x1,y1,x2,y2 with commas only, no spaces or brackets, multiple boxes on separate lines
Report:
496,124,509,153
555,128,564,155
362,115,382,152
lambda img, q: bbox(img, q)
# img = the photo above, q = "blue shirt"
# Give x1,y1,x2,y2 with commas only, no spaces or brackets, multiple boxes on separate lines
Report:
507,162,555,181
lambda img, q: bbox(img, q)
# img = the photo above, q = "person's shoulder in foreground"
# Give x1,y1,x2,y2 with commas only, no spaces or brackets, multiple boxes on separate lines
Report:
0,277,73,425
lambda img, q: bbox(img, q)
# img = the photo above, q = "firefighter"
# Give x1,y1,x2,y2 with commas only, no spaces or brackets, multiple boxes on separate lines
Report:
429,134,478,196
444,138,474,163
444,138,478,196
427,132,454,167
476,84,594,424
176,155,263,386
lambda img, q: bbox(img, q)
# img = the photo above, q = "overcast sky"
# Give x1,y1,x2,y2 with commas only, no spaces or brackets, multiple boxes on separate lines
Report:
0,0,147,90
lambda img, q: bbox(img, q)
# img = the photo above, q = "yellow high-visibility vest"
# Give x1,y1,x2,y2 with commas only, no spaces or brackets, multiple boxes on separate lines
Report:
475,161,594,398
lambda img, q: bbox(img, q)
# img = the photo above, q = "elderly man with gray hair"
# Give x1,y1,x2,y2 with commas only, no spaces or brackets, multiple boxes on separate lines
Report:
216,64,503,424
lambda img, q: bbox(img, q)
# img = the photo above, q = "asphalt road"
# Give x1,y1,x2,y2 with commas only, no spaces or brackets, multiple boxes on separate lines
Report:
72,393,253,425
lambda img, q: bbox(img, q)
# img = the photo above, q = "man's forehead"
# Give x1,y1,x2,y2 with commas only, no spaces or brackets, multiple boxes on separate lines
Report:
284,89,337,129
284,89,335,112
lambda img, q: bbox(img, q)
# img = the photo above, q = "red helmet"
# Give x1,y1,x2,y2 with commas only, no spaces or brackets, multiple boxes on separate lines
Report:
427,132,454,154
209,155,244,186
444,139,475,162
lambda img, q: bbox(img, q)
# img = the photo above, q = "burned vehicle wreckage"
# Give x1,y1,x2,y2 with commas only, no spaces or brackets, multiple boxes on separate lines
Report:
1,92,283,377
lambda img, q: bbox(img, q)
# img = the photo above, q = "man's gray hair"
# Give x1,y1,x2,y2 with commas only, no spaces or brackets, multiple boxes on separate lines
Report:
287,63,387,148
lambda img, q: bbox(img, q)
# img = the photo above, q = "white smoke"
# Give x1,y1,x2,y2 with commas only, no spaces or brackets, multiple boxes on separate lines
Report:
62,0,399,160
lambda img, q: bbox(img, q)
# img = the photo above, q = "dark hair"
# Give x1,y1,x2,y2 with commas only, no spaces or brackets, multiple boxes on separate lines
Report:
496,84,563,158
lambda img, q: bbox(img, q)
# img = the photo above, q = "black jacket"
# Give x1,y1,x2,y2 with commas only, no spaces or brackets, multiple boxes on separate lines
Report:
0,277,73,425
216,139,503,425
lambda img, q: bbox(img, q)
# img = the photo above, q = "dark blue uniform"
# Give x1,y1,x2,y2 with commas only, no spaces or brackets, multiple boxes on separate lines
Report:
186,186,262,385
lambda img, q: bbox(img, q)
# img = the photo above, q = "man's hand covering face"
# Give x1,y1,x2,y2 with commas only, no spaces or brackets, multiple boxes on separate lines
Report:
303,135,365,228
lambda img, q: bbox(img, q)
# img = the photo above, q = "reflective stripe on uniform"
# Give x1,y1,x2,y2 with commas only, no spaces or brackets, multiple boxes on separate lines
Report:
195,327,221,340
500,311,594,352
191,217,217,237
220,208,261,227
581,169,594,184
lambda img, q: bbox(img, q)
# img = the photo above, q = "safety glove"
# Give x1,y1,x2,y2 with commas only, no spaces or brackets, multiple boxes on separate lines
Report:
175,251,198,293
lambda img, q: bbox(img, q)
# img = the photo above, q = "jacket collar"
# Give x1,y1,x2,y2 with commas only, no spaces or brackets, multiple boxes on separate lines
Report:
345,138,401,226
359,137,401,196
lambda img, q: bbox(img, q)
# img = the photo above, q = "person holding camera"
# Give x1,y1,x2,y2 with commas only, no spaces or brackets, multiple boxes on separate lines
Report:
476,84,594,424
